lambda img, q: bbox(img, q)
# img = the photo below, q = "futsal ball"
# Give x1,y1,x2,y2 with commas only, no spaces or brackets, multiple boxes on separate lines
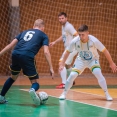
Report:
38,91,48,105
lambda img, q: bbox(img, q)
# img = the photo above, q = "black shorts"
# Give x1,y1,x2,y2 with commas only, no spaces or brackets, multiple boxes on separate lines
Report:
9,53,39,80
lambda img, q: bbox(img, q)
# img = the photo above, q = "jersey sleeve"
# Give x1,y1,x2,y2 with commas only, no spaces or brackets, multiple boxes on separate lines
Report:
66,39,75,52
15,33,22,41
42,34,49,46
95,39,106,52
67,24,77,36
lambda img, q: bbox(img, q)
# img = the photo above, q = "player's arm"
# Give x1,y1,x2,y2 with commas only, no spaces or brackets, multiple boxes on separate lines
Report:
102,49,117,73
95,39,117,73
43,45,54,78
73,32,78,37
0,39,18,56
59,39,76,72
67,24,78,37
49,36,62,47
59,50,70,72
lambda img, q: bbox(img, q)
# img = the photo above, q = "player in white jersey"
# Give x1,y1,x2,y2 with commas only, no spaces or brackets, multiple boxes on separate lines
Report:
49,12,78,88
59,24,117,100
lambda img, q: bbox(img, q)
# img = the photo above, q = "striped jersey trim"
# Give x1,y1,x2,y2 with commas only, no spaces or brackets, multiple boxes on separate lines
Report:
24,74,38,78
102,47,106,52
72,68,81,74
59,59,63,62
73,32,78,36
9,66,20,72
66,50,70,53
91,65,101,72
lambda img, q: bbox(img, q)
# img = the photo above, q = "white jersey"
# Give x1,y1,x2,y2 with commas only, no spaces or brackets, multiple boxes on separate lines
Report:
62,21,77,49
67,35,106,61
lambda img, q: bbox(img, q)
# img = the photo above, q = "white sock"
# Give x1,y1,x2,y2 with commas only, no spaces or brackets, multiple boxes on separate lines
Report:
104,90,109,95
66,67,72,77
92,68,108,92
60,67,67,84
98,79,108,92
63,72,78,95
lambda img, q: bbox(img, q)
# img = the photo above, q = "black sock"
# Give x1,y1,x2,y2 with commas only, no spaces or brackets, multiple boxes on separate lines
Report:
31,82,40,91
1,77,15,96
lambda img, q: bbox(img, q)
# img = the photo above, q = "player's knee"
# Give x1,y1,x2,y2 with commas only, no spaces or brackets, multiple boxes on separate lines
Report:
70,72,78,77
11,74,19,81
92,68,101,75
92,68,105,80
67,72,78,82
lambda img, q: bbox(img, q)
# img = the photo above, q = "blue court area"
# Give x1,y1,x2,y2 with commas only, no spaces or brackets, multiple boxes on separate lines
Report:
0,86,117,117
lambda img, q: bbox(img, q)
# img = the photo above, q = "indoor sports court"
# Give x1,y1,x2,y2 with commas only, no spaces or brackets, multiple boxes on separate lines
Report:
0,0,117,117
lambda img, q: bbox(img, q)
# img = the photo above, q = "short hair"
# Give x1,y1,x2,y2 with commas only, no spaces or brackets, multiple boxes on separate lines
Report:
78,25,88,32
33,19,44,28
58,12,67,17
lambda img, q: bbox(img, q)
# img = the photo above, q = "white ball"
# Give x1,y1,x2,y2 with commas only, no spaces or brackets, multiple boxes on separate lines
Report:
38,91,48,105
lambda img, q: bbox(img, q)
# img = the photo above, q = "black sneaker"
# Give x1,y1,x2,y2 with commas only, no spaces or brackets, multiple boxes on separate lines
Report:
73,81,75,85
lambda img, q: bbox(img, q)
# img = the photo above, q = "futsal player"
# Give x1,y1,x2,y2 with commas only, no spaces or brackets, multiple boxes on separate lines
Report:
49,12,78,88
0,19,54,105
59,24,117,101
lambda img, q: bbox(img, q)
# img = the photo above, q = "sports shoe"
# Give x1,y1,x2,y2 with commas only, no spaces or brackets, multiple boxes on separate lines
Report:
0,95,8,104
56,83,65,89
73,81,75,85
29,88,40,105
105,93,113,101
59,93,66,100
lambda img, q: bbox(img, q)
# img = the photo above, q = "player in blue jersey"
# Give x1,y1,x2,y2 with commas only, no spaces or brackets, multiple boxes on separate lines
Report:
0,19,54,105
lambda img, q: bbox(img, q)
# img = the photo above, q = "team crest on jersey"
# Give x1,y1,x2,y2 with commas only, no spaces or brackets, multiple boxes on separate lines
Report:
79,51,93,60
62,35,66,43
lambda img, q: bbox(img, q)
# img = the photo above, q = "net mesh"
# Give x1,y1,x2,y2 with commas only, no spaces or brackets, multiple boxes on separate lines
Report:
0,0,117,77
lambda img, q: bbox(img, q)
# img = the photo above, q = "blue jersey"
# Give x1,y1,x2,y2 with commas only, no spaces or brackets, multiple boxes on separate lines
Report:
13,29,49,57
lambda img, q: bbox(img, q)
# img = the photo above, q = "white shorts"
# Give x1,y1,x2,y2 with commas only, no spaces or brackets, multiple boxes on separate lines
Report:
72,58,101,74
59,50,78,65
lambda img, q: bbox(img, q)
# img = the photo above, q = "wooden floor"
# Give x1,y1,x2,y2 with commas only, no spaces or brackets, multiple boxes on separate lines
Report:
0,74,117,86
0,74,117,117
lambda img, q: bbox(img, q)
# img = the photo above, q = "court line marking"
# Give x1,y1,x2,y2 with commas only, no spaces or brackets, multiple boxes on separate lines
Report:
49,95,117,112
72,90,106,97
20,89,117,112
72,89,117,98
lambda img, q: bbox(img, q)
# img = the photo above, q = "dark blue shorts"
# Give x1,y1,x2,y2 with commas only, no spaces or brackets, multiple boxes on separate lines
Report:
9,53,39,80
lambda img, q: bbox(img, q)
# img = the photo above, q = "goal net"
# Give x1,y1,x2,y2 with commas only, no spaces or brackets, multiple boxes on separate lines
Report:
0,0,117,78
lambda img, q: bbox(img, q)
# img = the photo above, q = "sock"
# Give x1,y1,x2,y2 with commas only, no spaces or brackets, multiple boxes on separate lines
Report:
98,79,107,92
104,90,110,96
1,77,15,96
31,82,40,91
92,68,108,92
63,72,78,95
66,67,72,77
60,67,67,84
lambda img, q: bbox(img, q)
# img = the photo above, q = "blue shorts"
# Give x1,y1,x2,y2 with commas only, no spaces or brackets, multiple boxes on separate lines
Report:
9,53,39,80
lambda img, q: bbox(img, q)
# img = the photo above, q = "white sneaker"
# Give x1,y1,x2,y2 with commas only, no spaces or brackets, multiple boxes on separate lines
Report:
0,95,8,104
59,93,66,100
105,92,113,101
29,88,40,105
